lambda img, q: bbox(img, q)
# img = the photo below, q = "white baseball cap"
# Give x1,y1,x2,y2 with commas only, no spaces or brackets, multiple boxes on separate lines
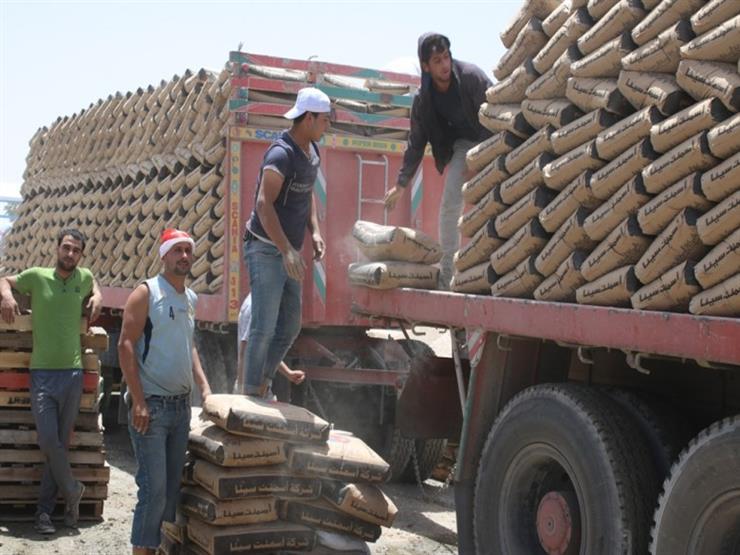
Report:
284,87,331,120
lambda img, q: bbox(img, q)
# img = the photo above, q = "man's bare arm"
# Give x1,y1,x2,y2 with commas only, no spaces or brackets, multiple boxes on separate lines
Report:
0,276,20,324
191,346,212,403
118,284,150,433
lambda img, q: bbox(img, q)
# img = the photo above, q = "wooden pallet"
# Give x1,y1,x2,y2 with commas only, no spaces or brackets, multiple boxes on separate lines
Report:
0,499,104,522
0,332,32,350
81,327,109,352
0,463,110,483
0,449,106,465
0,351,31,369
0,483,108,500
0,370,100,392
0,409,100,431
0,390,101,411
0,428,103,448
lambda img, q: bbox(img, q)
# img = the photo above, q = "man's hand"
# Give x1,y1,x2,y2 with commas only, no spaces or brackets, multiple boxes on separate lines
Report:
0,295,20,324
201,384,212,405
311,233,325,261
384,186,404,211
283,247,306,281
131,400,150,434
86,293,102,323
285,368,306,385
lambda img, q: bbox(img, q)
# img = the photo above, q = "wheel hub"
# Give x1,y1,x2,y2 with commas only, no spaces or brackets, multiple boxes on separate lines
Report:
536,491,577,555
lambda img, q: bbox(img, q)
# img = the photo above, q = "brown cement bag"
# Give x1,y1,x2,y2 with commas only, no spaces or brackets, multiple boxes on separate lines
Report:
495,186,556,238
451,261,497,294
691,0,740,36
479,103,536,138
280,499,382,542
632,0,705,45
566,78,632,115
454,219,505,271
578,0,647,55
543,140,606,191
486,60,540,105
495,18,549,81
571,34,636,78
701,152,740,202
697,190,740,246
586,175,652,240
617,71,691,115
543,0,572,36
552,109,621,155
347,261,439,290
322,481,397,528
466,132,523,173
459,187,508,237
676,60,740,112
188,422,287,467
581,215,652,281
522,99,585,129
179,486,278,526
689,273,740,316
595,105,664,160
504,126,555,175
539,170,601,232
707,112,740,159
534,250,589,301
491,256,544,298
590,139,659,200
536,207,597,275
527,46,582,101
462,155,510,204
533,9,594,74
632,260,700,310
490,218,551,274
642,131,719,194
187,519,315,555
576,265,640,306
588,0,621,20
650,98,731,153
638,173,713,234
203,394,330,444
500,152,556,204
680,14,740,64
192,460,321,500
352,220,443,264
695,228,740,288
501,0,562,48
635,208,707,283
288,430,390,483
622,20,695,73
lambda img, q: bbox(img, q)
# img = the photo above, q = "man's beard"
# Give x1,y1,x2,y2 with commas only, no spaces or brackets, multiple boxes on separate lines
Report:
57,258,77,272
173,263,190,276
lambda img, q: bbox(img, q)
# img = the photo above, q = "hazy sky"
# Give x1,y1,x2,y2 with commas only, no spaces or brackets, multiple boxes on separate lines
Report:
0,1,520,198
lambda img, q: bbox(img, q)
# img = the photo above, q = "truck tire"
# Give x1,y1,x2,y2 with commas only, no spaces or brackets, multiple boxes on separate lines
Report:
650,416,740,555
382,425,413,482
401,438,448,483
474,383,658,555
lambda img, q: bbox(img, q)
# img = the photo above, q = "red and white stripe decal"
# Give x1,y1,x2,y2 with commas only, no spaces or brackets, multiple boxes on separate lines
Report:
467,329,486,369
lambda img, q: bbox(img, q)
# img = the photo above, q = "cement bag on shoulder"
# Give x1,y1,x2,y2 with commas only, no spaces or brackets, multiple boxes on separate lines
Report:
689,273,740,316
348,261,439,291
322,480,398,527
189,421,287,467
352,220,442,264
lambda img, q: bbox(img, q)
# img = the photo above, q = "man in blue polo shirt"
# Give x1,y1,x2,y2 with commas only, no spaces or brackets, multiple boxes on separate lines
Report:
243,87,329,397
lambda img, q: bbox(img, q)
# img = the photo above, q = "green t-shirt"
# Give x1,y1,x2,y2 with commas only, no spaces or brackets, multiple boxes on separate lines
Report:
14,267,93,369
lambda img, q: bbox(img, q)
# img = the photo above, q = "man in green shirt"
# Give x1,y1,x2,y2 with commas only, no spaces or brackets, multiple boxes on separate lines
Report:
0,228,102,534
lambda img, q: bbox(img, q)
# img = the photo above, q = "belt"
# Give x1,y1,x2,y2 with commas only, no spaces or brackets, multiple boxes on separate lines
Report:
147,392,190,400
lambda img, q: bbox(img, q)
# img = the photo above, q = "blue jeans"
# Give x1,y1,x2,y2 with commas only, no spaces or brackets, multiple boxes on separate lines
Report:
128,395,190,549
244,239,302,396
30,369,84,516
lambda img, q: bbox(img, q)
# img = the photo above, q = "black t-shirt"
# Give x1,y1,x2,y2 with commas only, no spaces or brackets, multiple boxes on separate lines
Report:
431,78,479,142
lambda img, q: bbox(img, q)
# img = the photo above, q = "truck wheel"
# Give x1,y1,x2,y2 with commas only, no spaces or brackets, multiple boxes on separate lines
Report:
474,383,657,555
382,424,413,482
401,439,448,483
650,416,740,555
397,338,436,359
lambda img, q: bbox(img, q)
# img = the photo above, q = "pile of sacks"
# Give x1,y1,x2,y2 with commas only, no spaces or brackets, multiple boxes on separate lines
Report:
348,220,442,290
159,394,398,554
454,0,740,316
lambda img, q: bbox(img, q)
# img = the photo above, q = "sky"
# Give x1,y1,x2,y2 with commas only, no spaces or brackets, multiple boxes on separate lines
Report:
0,0,521,201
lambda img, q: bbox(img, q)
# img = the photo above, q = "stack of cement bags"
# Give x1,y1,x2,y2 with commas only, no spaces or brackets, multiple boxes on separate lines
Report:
159,394,397,555
348,220,442,290
456,0,740,316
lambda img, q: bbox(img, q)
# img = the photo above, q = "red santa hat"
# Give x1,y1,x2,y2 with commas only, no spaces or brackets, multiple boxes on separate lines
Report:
159,229,195,259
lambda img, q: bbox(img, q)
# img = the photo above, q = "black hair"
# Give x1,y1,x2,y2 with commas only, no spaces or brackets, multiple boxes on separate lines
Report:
293,111,320,125
420,34,451,64
57,228,86,251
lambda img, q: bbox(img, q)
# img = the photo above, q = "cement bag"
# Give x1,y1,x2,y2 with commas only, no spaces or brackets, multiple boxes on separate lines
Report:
462,155,510,204
504,125,555,174
701,152,740,202
631,0,706,45
486,60,540,105
495,186,557,238
689,273,740,316
191,459,322,500
534,250,589,301
451,261,497,294
500,152,556,204
595,105,664,160
566,78,633,115
522,98,585,129
466,132,523,173
188,422,287,467
588,0,621,20
590,138,660,200
697,190,740,245
586,176,652,240
576,265,640,306
695,228,740,288
617,71,691,115
459,187,508,237
638,173,713,234
179,486,278,526
501,0,561,48
533,8,594,74
577,0,647,55
676,60,740,112
551,109,621,155
631,260,700,310
490,218,551,274
540,170,601,233
635,208,708,283
581,215,652,281
650,98,731,153
681,16,740,64
690,0,740,36
187,519,315,555
707,112,740,159
542,140,606,191
571,33,636,78
495,18,549,81
622,20,695,74
526,46,581,100
536,207,597,275
288,430,390,483
352,220,442,264
279,499,382,542
543,0,572,36
454,219,505,271
347,261,439,290
491,256,545,298
642,131,719,194
479,103,536,138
